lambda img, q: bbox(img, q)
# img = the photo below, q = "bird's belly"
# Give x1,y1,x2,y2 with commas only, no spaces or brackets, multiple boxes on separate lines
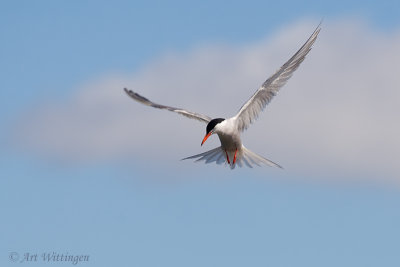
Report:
217,133,242,151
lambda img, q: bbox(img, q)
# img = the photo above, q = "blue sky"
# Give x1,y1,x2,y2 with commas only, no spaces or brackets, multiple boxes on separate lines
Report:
1,1,400,267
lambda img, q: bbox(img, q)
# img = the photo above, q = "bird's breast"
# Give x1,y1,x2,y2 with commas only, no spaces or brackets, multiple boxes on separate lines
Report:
217,132,242,151
214,118,242,151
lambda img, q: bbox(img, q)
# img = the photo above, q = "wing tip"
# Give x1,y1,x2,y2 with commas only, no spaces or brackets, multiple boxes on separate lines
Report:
124,87,151,103
123,87,135,97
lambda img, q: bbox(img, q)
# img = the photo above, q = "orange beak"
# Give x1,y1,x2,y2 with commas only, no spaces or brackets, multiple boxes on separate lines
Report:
201,131,212,146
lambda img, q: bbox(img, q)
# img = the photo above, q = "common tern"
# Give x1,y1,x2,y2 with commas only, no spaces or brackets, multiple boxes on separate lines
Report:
124,24,320,169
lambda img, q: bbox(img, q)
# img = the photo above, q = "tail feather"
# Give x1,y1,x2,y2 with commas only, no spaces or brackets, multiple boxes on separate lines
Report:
216,152,225,165
236,158,243,168
242,146,283,168
204,148,221,163
239,154,253,168
182,146,282,169
182,147,225,165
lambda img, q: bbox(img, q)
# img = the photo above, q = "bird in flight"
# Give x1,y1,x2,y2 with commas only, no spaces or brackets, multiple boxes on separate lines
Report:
124,24,321,169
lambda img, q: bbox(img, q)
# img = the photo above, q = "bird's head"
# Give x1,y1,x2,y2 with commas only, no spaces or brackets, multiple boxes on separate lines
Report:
201,118,225,146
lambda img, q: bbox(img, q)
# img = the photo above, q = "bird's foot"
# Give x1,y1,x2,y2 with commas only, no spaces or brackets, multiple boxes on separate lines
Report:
233,148,238,165
225,150,231,164
225,149,238,166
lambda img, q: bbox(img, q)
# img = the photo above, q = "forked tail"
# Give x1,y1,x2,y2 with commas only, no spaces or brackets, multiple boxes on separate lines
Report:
182,146,282,169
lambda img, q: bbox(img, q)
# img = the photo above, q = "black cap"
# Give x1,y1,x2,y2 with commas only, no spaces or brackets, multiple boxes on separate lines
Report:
206,118,225,134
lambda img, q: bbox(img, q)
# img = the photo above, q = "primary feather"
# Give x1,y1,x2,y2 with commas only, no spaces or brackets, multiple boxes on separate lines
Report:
234,24,321,132
124,88,212,123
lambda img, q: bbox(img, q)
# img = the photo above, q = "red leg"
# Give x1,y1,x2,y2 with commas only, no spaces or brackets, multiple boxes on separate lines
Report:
233,148,238,164
225,150,230,164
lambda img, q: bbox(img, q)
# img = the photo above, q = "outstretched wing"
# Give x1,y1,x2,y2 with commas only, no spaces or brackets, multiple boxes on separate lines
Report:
124,88,212,123
234,23,321,132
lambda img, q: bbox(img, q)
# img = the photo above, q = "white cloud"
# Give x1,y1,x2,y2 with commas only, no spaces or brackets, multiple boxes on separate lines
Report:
12,19,400,181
